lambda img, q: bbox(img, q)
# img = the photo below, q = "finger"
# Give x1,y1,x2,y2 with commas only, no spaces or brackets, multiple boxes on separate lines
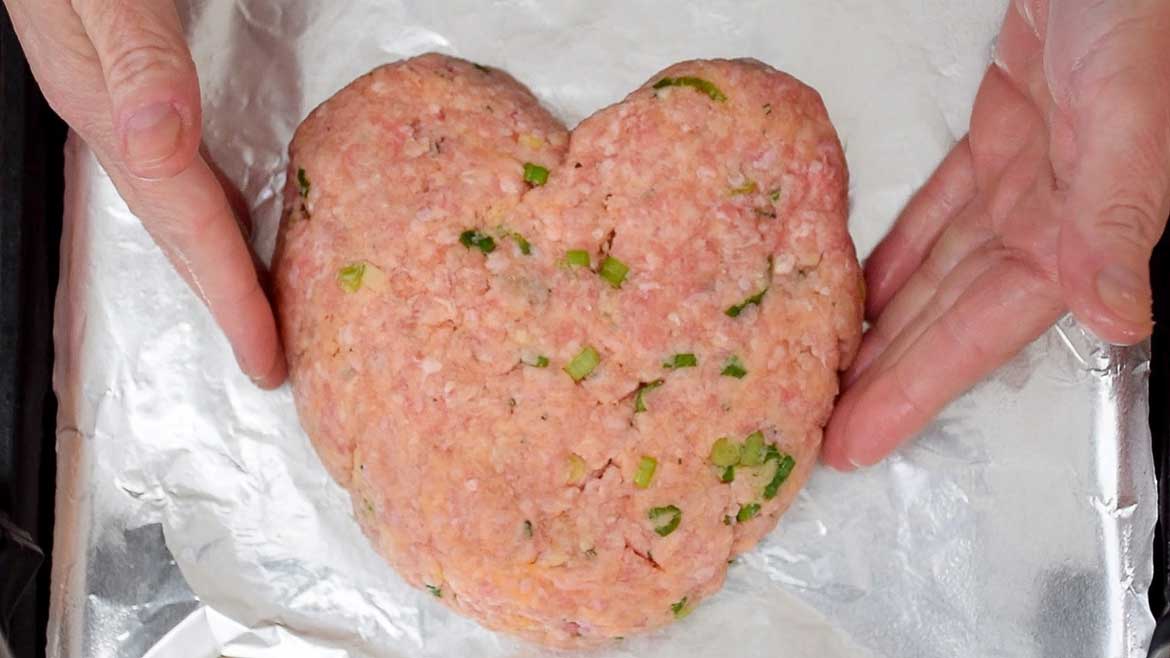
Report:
1056,64,1170,343
3,0,111,140
106,156,287,388
864,137,976,319
822,260,1064,470
71,0,202,179
847,211,993,384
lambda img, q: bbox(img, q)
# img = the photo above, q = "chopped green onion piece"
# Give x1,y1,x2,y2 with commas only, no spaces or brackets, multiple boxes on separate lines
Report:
599,256,630,288
663,353,697,369
634,379,665,413
512,232,533,255
653,76,728,102
634,456,658,489
740,431,766,466
729,180,758,196
648,504,682,537
459,229,496,254
736,502,761,523
523,162,550,186
769,188,781,202
709,437,742,467
670,596,691,619
522,354,549,368
720,465,736,483
337,262,366,293
426,585,442,598
725,288,768,317
564,345,601,382
297,168,311,198
763,452,796,500
564,249,591,267
721,356,748,379
523,520,533,538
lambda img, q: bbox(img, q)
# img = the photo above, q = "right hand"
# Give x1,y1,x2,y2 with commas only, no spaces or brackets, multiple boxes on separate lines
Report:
822,0,1169,469
4,0,286,387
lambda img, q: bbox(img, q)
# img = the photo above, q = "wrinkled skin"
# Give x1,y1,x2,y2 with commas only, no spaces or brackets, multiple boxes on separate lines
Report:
823,0,1170,469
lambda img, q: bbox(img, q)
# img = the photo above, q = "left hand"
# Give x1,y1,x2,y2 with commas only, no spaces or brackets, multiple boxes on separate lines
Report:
822,0,1170,469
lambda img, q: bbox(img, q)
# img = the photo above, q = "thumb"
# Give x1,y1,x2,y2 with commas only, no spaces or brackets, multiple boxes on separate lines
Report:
73,0,202,180
1055,16,1170,344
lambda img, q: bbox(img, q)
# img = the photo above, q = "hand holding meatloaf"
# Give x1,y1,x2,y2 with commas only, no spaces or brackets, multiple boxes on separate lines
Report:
273,54,862,647
821,0,1170,469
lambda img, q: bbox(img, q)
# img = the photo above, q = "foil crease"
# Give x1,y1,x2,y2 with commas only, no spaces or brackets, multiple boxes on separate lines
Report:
48,1,1155,656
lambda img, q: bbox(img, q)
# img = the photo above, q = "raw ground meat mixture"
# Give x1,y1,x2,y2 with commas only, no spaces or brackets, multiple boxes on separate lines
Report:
273,53,863,648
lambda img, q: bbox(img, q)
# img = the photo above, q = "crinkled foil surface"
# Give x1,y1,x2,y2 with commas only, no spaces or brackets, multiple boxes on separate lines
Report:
48,1,1156,656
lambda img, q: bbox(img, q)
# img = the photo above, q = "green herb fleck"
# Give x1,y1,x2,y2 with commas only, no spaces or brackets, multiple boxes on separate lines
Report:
721,356,748,379
426,584,442,598
763,452,796,500
459,229,496,254
634,456,658,489
564,345,601,382
511,232,533,255
523,162,550,186
523,520,533,538
709,437,742,467
523,354,550,368
599,256,630,288
634,379,665,413
769,188,781,202
564,249,591,268
653,76,728,102
648,504,682,537
297,168,311,198
670,596,692,619
720,465,736,483
337,262,366,293
729,180,758,196
725,288,768,317
723,515,733,526
737,503,761,523
740,431,766,466
663,353,697,369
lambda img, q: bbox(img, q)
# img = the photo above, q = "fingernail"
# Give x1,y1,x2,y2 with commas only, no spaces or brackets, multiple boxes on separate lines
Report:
1095,265,1152,326
123,103,183,168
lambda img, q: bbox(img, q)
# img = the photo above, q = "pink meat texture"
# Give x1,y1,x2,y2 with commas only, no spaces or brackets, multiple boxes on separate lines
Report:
273,53,863,648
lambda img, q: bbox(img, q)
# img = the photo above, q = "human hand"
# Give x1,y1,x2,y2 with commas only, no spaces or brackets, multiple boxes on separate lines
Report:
4,0,286,387
822,0,1169,469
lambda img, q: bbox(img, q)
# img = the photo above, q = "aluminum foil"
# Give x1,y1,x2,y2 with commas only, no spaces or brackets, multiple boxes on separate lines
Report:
48,1,1156,656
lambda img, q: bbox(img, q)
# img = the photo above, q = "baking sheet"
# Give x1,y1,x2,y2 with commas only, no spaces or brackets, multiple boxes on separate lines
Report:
47,1,1156,657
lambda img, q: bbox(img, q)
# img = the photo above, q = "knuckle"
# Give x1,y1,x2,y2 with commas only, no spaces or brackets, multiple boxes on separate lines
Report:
104,40,192,92
1096,200,1162,252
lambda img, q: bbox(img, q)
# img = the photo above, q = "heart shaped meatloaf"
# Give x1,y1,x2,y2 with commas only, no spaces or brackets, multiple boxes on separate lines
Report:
273,53,863,648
